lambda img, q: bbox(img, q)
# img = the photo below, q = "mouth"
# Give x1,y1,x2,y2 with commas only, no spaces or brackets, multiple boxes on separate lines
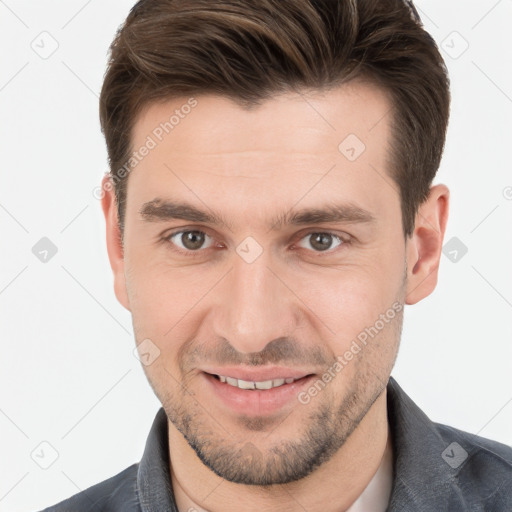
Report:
201,369,316,416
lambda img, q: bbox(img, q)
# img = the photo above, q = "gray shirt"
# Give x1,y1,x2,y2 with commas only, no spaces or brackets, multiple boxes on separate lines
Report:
38,377,512,511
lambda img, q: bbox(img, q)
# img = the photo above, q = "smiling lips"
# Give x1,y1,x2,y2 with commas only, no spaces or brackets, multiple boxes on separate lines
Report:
202,365,313,391
202,368,315,416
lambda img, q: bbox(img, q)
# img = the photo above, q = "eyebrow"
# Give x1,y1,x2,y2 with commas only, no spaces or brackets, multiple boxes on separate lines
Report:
139,198,376,231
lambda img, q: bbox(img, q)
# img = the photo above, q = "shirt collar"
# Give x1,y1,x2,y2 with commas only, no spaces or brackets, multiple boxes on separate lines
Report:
385,376,468,511
137,408,178,512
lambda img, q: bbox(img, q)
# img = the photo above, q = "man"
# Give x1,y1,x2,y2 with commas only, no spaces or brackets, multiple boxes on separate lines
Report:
40,0,512,510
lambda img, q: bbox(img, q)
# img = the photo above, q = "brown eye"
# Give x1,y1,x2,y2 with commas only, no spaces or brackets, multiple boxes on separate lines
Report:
297,232,343,252
168,230,213,251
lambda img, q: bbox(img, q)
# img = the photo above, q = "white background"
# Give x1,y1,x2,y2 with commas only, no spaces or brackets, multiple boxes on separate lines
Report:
1,1,511,510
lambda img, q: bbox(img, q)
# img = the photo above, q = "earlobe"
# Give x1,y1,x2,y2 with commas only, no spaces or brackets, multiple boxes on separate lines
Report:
101,174,131,312
405,184,450,305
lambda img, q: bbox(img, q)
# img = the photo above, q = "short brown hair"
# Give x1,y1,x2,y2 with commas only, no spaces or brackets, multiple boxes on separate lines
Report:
99,0,450,238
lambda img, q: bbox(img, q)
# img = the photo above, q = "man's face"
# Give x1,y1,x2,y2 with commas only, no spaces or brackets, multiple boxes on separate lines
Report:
108,81,410,484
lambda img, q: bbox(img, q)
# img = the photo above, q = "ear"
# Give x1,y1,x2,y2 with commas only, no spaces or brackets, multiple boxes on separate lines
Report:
101,174,131,311
405,184,450,305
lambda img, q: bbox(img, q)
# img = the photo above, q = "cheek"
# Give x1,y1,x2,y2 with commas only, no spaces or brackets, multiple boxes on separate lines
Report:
125,258,220,336
293,248,405,351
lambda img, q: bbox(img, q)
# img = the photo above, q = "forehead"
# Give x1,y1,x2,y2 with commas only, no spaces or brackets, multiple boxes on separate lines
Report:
126,80,397,229
131,80,392,162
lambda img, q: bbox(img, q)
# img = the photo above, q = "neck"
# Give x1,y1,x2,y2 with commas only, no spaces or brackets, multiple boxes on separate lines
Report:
169,388,390,512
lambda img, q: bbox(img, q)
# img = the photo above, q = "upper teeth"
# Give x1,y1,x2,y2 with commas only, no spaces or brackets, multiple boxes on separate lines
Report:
219,375,298,390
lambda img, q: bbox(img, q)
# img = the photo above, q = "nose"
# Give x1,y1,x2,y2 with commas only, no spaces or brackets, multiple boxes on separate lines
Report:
212,248,300,354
